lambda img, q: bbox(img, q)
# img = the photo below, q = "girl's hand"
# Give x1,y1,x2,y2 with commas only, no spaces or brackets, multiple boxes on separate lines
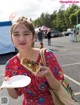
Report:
37,66,52,77
0,87,2,90
0,77,10,90
4,77,10,81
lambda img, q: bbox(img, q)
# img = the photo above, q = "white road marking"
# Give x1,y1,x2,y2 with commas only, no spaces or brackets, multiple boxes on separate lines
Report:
64,74,80,86
64,74,80,95
74,92,80,95
61,62,80,95
61,62,80,67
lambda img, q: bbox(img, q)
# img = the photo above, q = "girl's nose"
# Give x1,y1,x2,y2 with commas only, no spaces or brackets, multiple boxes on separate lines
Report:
19,35,25,41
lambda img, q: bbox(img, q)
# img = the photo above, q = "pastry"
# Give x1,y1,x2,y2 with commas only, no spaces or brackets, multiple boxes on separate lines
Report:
21,58,40,75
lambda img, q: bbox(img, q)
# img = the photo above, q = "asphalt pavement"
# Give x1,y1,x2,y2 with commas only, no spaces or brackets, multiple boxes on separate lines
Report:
0,36,80,105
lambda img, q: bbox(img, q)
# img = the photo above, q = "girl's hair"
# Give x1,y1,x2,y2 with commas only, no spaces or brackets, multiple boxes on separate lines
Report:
10,16,35,36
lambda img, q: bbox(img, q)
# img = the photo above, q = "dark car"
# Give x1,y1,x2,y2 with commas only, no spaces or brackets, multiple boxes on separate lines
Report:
65,29,79,36
65,32,70,36
44,30,62,38
51,30,62,37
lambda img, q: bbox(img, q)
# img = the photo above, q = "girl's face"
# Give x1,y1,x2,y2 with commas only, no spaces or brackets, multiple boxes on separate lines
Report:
11,23,35,52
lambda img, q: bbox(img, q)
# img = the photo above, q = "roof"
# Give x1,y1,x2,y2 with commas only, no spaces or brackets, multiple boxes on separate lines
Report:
0,21,12,27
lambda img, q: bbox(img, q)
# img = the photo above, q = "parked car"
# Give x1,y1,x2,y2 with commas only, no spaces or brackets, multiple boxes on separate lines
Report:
64,28,79,36
44,30,62,38
51,30,62,37
65,32,70,36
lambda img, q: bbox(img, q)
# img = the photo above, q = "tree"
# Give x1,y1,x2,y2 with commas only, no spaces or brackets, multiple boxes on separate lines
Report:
64,4,79,28
33,4,80,31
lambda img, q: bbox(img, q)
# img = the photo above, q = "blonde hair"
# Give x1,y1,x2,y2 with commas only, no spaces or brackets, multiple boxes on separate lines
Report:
10,16,35,36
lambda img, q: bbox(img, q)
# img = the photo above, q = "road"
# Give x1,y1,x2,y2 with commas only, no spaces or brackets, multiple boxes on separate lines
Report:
0,36,80,105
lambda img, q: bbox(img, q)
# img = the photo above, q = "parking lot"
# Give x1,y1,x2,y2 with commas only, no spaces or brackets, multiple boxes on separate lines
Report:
0,36,80,104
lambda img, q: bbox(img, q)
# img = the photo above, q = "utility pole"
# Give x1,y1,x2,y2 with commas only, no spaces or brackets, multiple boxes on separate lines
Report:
76,8,79,42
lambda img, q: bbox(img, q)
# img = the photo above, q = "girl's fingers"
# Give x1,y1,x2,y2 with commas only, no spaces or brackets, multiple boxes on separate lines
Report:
37,66,50,77
38,66,47,74
0,77,10,90
0,87,3,90
5,77,10,81
39,66,49,70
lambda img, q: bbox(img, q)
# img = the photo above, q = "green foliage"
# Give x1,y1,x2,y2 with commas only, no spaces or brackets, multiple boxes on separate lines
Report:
33,4,80,31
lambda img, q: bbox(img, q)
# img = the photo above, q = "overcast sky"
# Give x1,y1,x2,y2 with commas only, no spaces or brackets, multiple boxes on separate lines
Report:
0,0,80,21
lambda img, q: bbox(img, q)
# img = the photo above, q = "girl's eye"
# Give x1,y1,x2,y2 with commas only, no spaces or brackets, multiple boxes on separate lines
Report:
13,34,19,36
24,34,29,35
24,33,30,36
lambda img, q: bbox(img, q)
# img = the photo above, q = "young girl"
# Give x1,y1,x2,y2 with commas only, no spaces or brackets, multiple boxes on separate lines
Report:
2,16,64,105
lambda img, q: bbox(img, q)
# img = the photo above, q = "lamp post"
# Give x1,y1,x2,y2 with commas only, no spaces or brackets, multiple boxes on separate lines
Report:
76,13,78,25
76,12,78,42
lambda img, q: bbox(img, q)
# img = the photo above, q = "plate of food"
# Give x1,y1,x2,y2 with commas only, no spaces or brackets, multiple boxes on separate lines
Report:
1,75,31,88
21,58,40,75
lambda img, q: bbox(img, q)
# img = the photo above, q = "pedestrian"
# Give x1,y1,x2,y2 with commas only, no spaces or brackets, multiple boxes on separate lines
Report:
0,16,64,105
37,28,44,48
47,30,51,46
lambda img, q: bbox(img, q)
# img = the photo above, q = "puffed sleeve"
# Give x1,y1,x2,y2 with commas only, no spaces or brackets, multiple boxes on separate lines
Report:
5,61,13,77
44,49,64,80
5,60,22,96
